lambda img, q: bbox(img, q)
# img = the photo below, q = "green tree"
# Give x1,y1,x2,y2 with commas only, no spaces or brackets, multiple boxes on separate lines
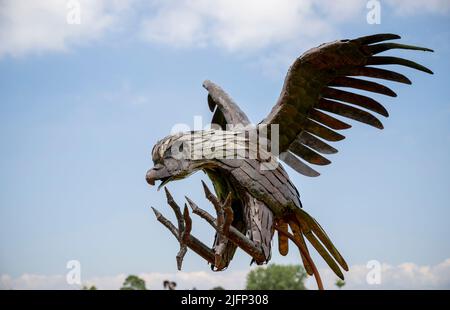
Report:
120,275,147,290
81,285,97,290
245,264,307,290
335,279,345,289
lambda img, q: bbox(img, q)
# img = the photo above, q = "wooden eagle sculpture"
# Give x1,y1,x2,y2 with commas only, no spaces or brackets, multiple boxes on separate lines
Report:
146,34,433,289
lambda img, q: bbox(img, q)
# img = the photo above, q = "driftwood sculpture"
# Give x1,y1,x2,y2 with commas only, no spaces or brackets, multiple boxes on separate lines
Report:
146,34,433,289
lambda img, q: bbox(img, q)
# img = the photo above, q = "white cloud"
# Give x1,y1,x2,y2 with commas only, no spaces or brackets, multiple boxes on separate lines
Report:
1,0,448,70
0,0,132,58
139,0,365,52
139,0,450,55
386,0,450,16
139,0,367,76
1,0,448,60
306,258,450,290
0,274,67,290
0,270,247,290
2,259,450,290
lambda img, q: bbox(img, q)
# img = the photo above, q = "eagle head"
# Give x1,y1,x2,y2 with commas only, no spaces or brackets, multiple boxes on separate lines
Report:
145,132,206,189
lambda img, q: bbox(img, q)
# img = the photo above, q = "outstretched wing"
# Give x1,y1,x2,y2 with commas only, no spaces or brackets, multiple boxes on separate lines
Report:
262,33,433,177
203,80,251,128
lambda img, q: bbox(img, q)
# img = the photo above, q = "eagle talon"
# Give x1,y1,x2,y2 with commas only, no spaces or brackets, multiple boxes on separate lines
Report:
152,188,218,269
153,185,273,271
199,181,234,236
186,184,267,266
175,204,192,270
185,191,232,270
212,192,234,270
162,187,189,269
217,199,235,269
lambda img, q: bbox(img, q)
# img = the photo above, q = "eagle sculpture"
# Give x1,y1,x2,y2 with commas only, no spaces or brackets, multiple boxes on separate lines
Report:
146,34,433,289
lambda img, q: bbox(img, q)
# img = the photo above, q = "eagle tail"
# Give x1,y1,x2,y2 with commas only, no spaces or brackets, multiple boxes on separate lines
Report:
285,208,349,280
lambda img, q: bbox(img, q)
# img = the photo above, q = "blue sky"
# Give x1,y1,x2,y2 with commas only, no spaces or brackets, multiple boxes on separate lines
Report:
0,0,449,289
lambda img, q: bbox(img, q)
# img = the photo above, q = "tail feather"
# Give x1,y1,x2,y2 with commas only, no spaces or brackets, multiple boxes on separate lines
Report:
290,208,348,280
277,221,289,256
296,209,348,271
287,220,314,276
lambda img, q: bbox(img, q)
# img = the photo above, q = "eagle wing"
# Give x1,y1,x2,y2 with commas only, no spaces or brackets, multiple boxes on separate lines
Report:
203,80,251,128
262,33,433,177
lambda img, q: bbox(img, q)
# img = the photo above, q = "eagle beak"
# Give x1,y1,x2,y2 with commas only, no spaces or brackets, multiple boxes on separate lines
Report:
146,165,171,188
146,169,156,186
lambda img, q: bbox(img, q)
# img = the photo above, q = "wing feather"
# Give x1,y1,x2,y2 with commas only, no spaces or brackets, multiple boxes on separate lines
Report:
262,34,433,177
329,76,397,97
203,80,251,128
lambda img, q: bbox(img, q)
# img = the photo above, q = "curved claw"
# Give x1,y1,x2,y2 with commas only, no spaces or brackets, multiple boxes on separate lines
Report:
176,205,193,270
213,193,234,270
152,183,268,273
152,188,216,269
187,182,267,265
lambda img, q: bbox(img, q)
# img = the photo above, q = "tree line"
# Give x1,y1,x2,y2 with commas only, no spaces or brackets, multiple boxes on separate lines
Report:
82,264,345,290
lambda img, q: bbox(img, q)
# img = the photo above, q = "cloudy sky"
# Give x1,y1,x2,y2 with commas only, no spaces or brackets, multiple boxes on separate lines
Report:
0,0,449,290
